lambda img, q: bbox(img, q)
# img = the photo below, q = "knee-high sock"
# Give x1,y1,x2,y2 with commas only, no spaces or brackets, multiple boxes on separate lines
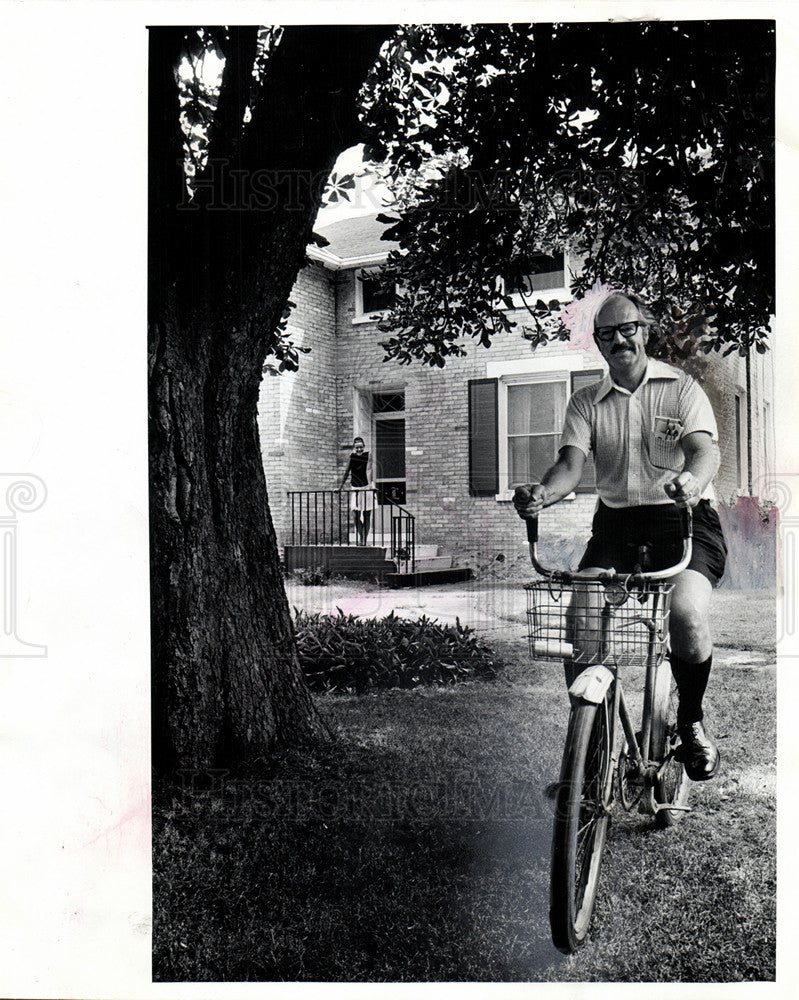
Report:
670,653,712,727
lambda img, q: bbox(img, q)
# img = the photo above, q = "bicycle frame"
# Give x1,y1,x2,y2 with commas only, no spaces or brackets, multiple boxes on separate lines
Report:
526,506,693,814
563,597,682,816
539,504,695,951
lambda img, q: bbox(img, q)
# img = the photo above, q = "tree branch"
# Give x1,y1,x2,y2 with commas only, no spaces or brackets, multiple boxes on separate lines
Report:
243,25,392,173
148,27,192,316
207,26,259,162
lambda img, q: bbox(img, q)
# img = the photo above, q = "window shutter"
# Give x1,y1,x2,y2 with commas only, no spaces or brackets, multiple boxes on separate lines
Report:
468,378,498,496
570,370,603,493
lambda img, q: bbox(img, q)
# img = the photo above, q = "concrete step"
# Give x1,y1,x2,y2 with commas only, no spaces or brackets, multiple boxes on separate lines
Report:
385,567,473,589
413,554,453,572
348,538,440,557
284,544,396,575
348,535,435,556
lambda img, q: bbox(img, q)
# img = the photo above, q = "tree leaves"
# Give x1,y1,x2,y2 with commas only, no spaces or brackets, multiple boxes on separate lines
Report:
359,21,774,367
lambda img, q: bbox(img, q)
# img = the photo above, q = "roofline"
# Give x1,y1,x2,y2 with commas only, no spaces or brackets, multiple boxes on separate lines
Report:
306,244,391,271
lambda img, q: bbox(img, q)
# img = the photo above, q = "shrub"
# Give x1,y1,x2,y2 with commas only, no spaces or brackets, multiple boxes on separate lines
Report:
292,566,331,586
293,609,500,694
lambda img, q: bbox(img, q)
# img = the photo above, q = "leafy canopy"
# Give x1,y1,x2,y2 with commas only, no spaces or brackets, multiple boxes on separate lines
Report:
357,22,774,368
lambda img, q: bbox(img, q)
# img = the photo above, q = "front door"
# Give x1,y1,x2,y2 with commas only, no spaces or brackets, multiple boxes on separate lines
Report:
373,392,406,504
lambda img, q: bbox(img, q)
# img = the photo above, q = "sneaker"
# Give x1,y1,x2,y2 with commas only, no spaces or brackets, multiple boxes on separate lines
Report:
677,721,720,781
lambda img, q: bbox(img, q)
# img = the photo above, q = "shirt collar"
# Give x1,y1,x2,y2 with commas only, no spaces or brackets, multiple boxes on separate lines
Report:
593,358,679,401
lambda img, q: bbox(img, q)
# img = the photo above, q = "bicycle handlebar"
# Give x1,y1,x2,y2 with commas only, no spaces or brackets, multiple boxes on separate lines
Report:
524,504,693,584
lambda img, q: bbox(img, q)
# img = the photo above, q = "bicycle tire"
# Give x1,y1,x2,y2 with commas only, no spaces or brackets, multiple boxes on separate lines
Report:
550,697,613,953
650,658,690,828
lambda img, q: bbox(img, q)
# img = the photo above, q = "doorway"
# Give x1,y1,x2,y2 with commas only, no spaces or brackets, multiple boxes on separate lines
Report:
373,391,405,505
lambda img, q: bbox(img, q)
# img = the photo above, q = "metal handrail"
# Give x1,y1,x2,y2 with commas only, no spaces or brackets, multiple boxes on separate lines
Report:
286,488,416,573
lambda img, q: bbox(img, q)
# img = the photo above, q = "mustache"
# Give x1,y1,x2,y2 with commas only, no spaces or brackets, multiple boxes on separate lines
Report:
611,343,635,353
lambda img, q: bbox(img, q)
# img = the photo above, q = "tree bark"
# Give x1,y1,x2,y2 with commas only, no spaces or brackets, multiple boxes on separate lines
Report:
148,26,390,771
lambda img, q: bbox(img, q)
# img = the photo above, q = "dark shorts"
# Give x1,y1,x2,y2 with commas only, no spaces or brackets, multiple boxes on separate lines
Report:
578,500,728,586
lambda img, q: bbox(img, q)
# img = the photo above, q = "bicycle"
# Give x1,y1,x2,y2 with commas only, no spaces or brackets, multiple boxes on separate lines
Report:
523,506,693,954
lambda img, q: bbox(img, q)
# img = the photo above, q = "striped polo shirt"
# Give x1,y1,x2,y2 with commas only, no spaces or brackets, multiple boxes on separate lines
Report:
559,359,718,508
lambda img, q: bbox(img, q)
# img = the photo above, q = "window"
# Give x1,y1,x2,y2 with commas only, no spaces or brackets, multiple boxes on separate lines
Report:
502,251,567,305
372,391,404,414
372,391,405,504
470,361,603,497
506,379,568,486
505,370,602,491
355,269,395,319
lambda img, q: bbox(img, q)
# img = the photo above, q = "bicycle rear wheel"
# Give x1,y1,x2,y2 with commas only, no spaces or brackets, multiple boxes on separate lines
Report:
650,658,690,828
550,697,613,953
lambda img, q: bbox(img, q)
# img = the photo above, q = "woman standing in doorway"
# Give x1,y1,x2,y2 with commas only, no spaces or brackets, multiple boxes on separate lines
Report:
340,437,374,545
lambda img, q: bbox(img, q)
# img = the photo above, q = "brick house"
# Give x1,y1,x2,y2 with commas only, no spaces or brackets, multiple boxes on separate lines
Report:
257,212,775,585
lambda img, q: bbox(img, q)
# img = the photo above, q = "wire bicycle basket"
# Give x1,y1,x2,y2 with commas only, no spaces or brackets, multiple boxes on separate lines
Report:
525,579,674,668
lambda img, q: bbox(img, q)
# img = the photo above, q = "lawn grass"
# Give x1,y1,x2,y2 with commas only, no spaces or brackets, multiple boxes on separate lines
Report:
153,614,775,982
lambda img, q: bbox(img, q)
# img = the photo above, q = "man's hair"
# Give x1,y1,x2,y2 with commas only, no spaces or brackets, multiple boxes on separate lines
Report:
353,436,365,445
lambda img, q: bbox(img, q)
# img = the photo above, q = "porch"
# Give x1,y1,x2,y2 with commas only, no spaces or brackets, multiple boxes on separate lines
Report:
283,489,472,586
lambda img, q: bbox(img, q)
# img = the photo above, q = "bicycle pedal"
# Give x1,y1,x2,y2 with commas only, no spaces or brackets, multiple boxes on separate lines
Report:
652,801,692,815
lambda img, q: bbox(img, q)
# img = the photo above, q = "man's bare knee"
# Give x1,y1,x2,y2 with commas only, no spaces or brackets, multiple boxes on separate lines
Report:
670,569,713,660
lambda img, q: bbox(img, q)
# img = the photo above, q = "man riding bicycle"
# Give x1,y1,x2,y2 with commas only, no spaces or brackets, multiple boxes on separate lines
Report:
514,291,727,781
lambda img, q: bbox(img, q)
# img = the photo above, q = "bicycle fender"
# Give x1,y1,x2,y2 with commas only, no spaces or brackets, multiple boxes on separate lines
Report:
568,664,615,706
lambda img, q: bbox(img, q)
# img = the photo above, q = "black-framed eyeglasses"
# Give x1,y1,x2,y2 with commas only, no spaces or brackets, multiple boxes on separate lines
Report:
594,321,639,342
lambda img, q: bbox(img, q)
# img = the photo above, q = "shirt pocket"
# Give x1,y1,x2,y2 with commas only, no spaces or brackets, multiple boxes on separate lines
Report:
649,415,684,471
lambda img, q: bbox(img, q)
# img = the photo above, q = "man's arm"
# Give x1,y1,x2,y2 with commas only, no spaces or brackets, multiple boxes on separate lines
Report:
664,430,720,506
513,446,586,518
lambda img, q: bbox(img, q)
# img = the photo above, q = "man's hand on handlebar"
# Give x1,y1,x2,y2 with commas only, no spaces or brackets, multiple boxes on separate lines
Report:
664,471,701,508
513,483,548,519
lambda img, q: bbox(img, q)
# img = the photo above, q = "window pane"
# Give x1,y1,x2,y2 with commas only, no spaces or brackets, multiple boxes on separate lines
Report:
373,392,404,413
509,434,558,486
508,381,566,435
506,252,565,294
360,273,394,313
375,418,405,479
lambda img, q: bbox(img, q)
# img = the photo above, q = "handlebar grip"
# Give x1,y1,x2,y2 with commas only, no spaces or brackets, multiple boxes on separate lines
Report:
525,515,538,544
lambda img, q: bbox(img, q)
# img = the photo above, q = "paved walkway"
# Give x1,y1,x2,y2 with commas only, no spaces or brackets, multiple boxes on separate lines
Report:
284,580,776,668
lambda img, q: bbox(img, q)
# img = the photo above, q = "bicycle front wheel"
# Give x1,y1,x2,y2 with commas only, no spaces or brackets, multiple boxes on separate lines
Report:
650,658,690,828
550,697,613,953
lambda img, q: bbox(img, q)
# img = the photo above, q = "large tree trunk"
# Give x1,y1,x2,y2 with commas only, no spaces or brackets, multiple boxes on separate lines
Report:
148,26,390,771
